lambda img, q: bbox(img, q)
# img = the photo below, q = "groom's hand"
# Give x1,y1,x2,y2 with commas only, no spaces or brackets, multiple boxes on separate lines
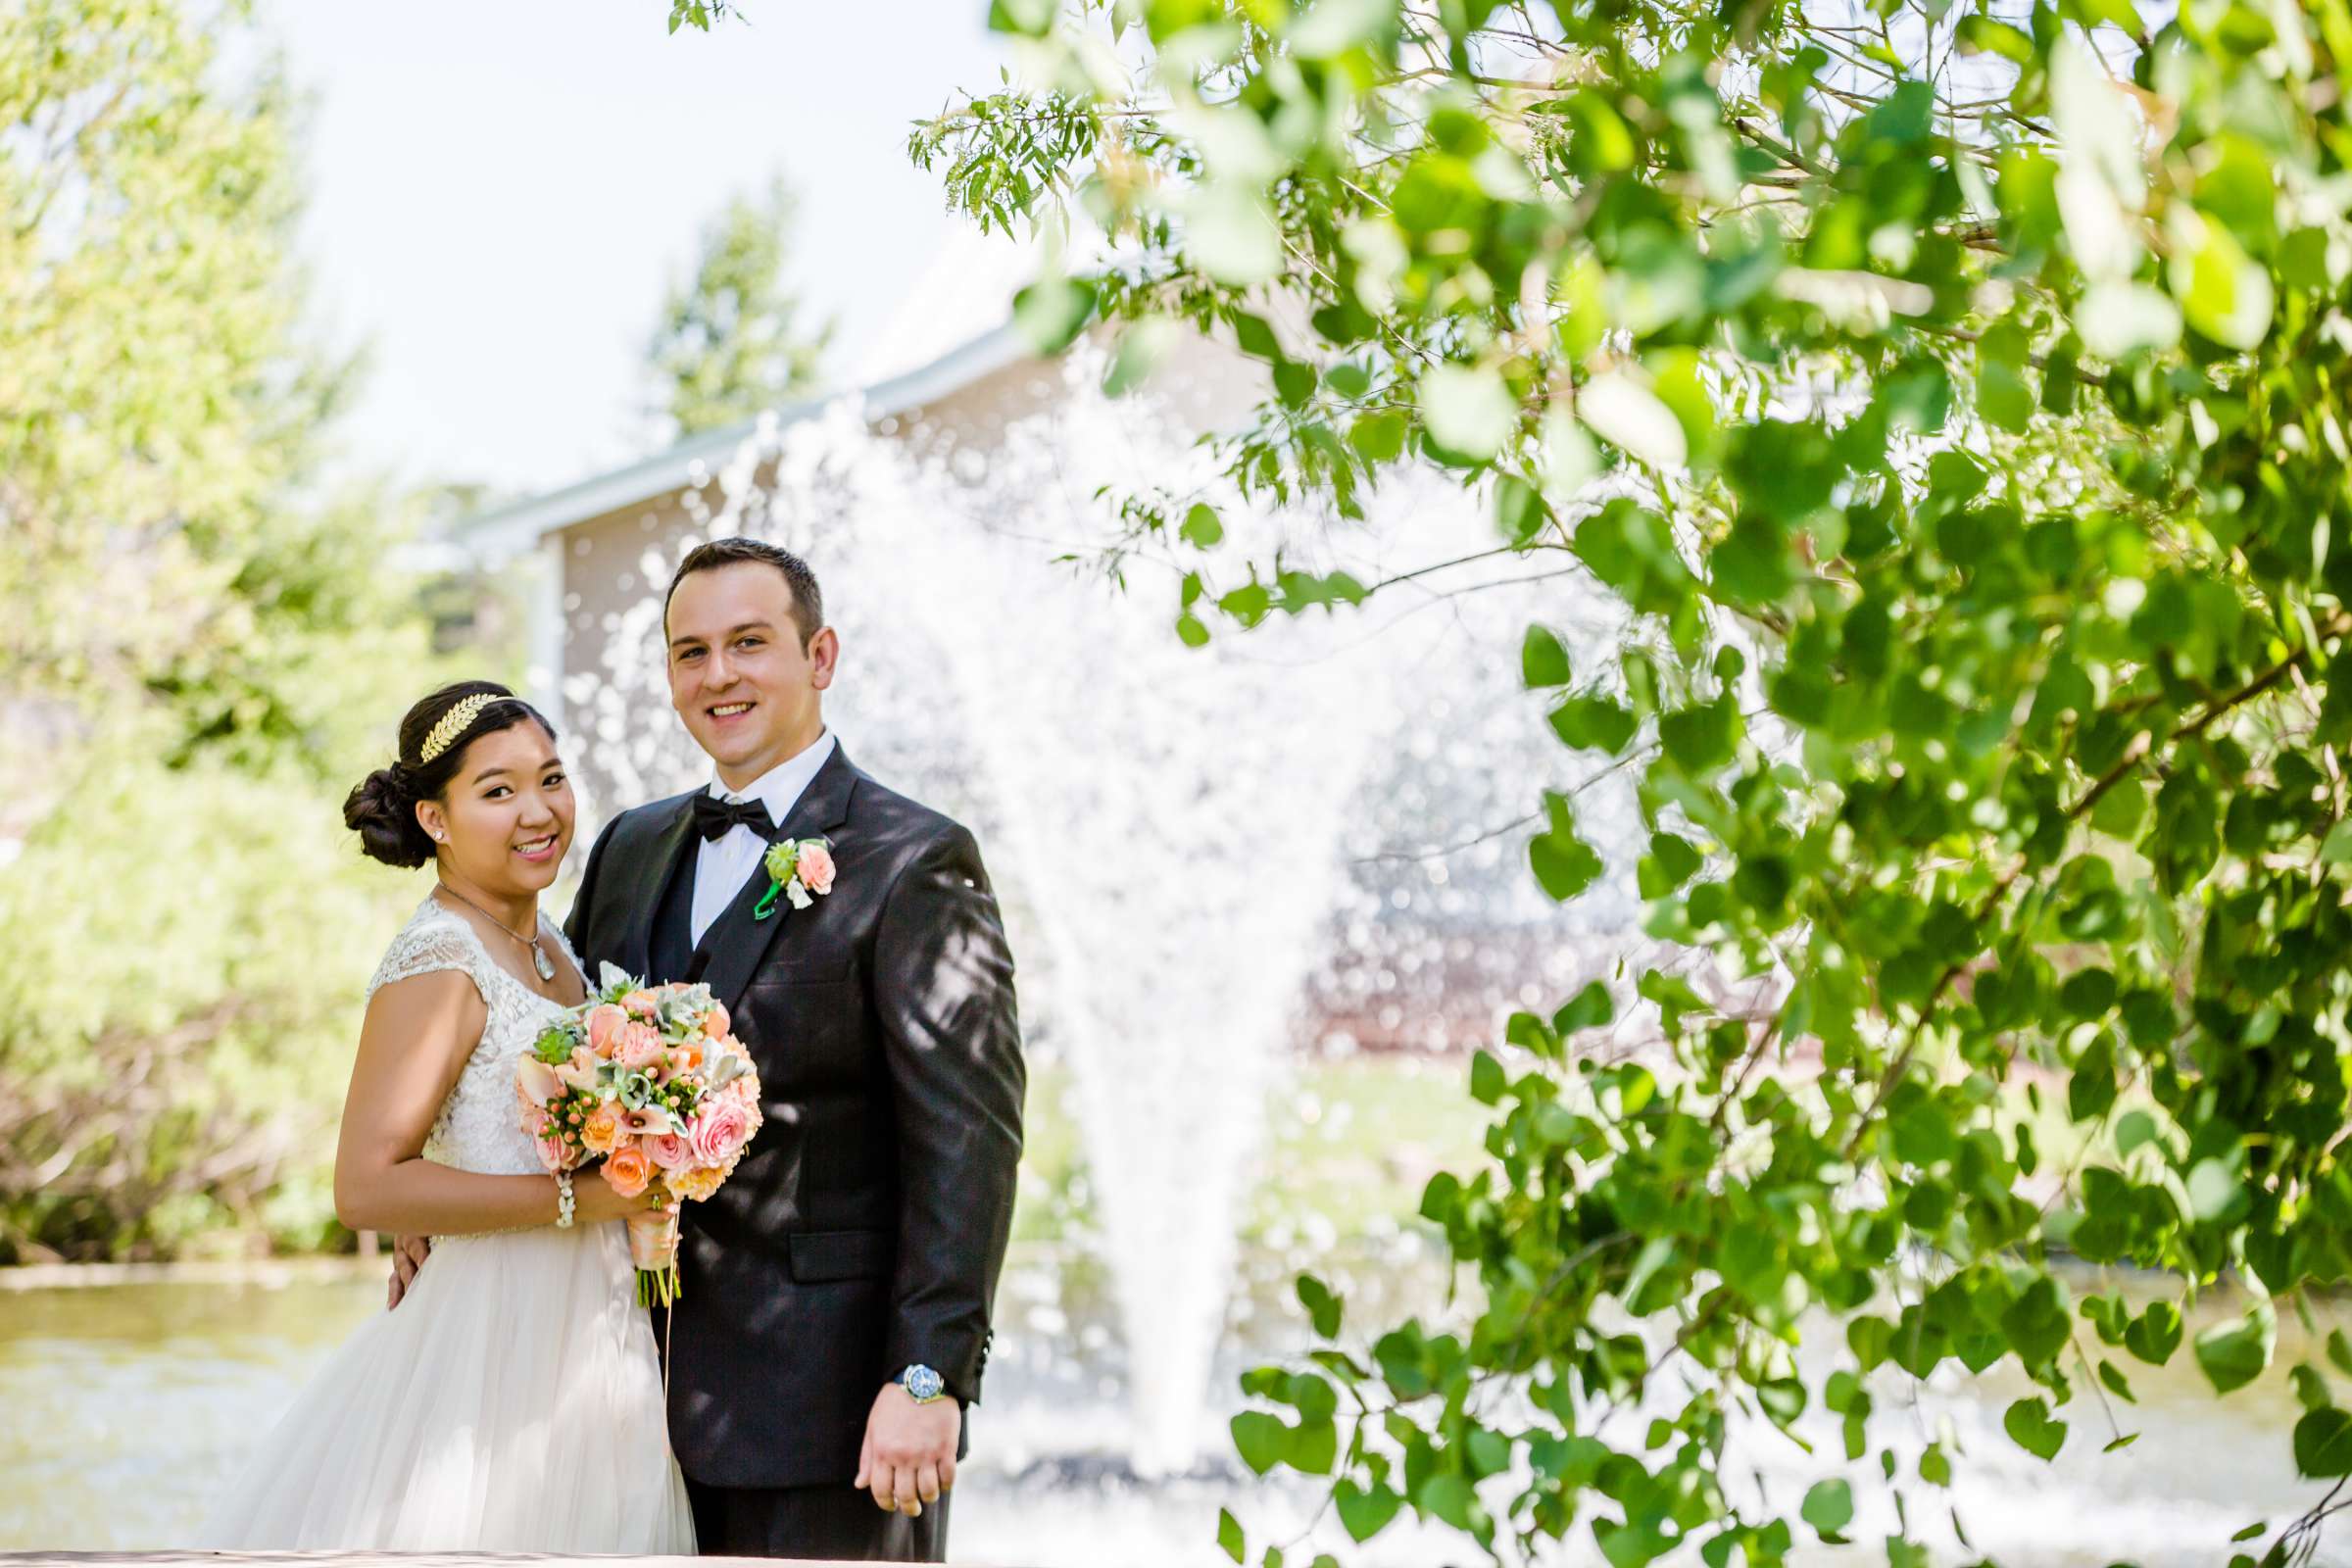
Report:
854,1383,958,1518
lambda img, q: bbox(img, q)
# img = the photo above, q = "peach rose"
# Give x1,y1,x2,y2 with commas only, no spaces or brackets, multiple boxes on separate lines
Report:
585,1004,627,1054
690,1100,753,1166
670,1164,724,1201
580,1102,622,1156
701,1001,731,1041
645,1131,694,1171
614,1020,665,1071
602,1142,653,1199
796,842,836,896
622,991,661,1020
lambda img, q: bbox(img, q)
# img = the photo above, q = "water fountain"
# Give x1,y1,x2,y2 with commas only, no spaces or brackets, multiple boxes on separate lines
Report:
547,351,1661,1472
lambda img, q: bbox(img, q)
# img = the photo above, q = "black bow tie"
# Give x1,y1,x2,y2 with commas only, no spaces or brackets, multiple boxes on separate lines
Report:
691,793,778,843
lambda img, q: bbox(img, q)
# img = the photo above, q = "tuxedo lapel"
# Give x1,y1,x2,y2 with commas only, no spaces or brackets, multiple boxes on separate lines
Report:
624,797,701,981
696,744,860,1012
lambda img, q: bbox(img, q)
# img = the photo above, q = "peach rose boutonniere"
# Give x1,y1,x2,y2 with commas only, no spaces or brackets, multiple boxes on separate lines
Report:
754,836,837,920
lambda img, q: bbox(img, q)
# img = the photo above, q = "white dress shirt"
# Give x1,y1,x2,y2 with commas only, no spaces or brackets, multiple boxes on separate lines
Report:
689,731,837,948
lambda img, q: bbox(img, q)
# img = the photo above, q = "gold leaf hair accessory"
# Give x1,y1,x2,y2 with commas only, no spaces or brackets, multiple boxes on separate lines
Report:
417,693,499,764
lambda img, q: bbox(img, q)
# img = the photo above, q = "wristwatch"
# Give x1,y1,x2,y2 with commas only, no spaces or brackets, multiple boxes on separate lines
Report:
895,1364,947,1404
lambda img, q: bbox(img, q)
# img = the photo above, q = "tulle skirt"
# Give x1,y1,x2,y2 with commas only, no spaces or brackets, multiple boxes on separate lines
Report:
198,1220,695,1552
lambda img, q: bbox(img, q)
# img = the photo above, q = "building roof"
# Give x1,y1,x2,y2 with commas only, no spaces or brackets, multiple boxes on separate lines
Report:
461,319,1031,560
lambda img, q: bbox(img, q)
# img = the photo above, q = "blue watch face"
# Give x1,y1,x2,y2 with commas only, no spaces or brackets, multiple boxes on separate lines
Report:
901,1364,946,1402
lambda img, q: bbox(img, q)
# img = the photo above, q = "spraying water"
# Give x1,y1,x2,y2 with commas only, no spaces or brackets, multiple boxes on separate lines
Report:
556,349,1652,1470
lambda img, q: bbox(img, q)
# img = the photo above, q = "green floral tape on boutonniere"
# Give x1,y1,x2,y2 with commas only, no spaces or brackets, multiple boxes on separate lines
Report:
755,836,836,920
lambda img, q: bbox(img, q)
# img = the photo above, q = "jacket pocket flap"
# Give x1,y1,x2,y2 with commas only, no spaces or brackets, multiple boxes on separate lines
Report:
787,1228,894,1283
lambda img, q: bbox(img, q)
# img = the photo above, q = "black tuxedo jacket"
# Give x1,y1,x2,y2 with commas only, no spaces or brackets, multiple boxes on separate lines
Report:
564,743,1025,1490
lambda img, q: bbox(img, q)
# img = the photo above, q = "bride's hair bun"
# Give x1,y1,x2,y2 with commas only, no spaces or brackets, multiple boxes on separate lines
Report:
343,761,432,868
344,680,557,869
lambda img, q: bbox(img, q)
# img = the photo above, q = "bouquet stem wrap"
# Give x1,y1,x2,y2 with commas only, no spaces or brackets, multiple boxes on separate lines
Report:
627,1209,682,1307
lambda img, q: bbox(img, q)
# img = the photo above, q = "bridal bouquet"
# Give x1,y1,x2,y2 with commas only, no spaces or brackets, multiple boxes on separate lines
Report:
515,963,762,1305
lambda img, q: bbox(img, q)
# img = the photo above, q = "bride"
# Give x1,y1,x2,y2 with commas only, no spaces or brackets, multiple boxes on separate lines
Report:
200,679,695,1551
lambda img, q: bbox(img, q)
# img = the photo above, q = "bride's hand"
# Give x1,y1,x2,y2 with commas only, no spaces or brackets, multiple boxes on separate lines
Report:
570,1169,663,1226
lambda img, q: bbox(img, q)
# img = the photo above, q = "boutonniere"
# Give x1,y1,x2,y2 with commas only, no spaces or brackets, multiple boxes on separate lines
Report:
755,837,837,920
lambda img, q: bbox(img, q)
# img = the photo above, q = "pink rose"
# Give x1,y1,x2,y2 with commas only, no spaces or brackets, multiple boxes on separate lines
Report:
614,1021,665,1070
622,991,661,1020
702,1001,731,1041
585,1004,627,1054
645,1131,694,1171
689,1100,753,1166
796,842,835,896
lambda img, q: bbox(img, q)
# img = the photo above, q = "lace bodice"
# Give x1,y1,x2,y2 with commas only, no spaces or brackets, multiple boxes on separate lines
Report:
367,896,584,1178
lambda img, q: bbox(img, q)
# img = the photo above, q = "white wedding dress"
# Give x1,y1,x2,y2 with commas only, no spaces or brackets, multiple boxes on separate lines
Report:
199,897,695,1552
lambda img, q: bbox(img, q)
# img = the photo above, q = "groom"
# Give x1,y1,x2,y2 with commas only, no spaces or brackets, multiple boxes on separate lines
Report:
569,536,1024,1560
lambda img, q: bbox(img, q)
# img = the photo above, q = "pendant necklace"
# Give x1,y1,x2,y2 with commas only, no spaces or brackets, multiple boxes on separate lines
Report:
437,883,558,981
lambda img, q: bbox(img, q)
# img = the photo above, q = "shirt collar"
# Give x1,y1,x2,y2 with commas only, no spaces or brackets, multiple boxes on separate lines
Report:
707,730,837,826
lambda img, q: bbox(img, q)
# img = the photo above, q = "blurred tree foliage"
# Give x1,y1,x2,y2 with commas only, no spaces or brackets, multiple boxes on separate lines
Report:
648,173,835,438
834,0,2352,1557
0,0,435,1260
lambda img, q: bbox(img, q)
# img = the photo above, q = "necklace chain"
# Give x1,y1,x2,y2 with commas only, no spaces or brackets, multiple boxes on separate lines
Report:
435,883,557,982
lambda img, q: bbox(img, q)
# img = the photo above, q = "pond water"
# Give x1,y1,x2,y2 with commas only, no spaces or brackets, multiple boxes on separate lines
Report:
2,1233,2345,1566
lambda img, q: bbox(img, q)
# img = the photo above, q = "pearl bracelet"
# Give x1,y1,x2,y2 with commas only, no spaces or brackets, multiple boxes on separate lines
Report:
555,1171,575,1229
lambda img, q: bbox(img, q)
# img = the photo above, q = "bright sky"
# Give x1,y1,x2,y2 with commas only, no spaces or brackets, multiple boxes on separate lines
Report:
261,0,1012,498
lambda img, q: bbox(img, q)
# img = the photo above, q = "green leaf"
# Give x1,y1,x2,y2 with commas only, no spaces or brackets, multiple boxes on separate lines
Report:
988,0,1056,34
1470,1049,1506,1103
1349,410,1407,463
2003,1396,2068,1460
2075,281,2181,358
2195,1305,2277,1395
1190,182,1282,285
1522,624,1572,687
1179,503,1224,549
1231,1411,1288,1475
2126,1301,2184,1367
1335,1481,1402,1542
1579,371,1688,467
1102,316,1178,396
2170,206,2275,351
1553,979,1614,1034
1217,1507,1246,1563
1530,827,1605,901
1549,696,1640,753
1800,1478,1854,1538
1012,275,1099,355
1494,473,1546,545
2001,1277,2072,1369
1297,1273,1344,1338
1420,364,1518,458
2296,1408,2352,1477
